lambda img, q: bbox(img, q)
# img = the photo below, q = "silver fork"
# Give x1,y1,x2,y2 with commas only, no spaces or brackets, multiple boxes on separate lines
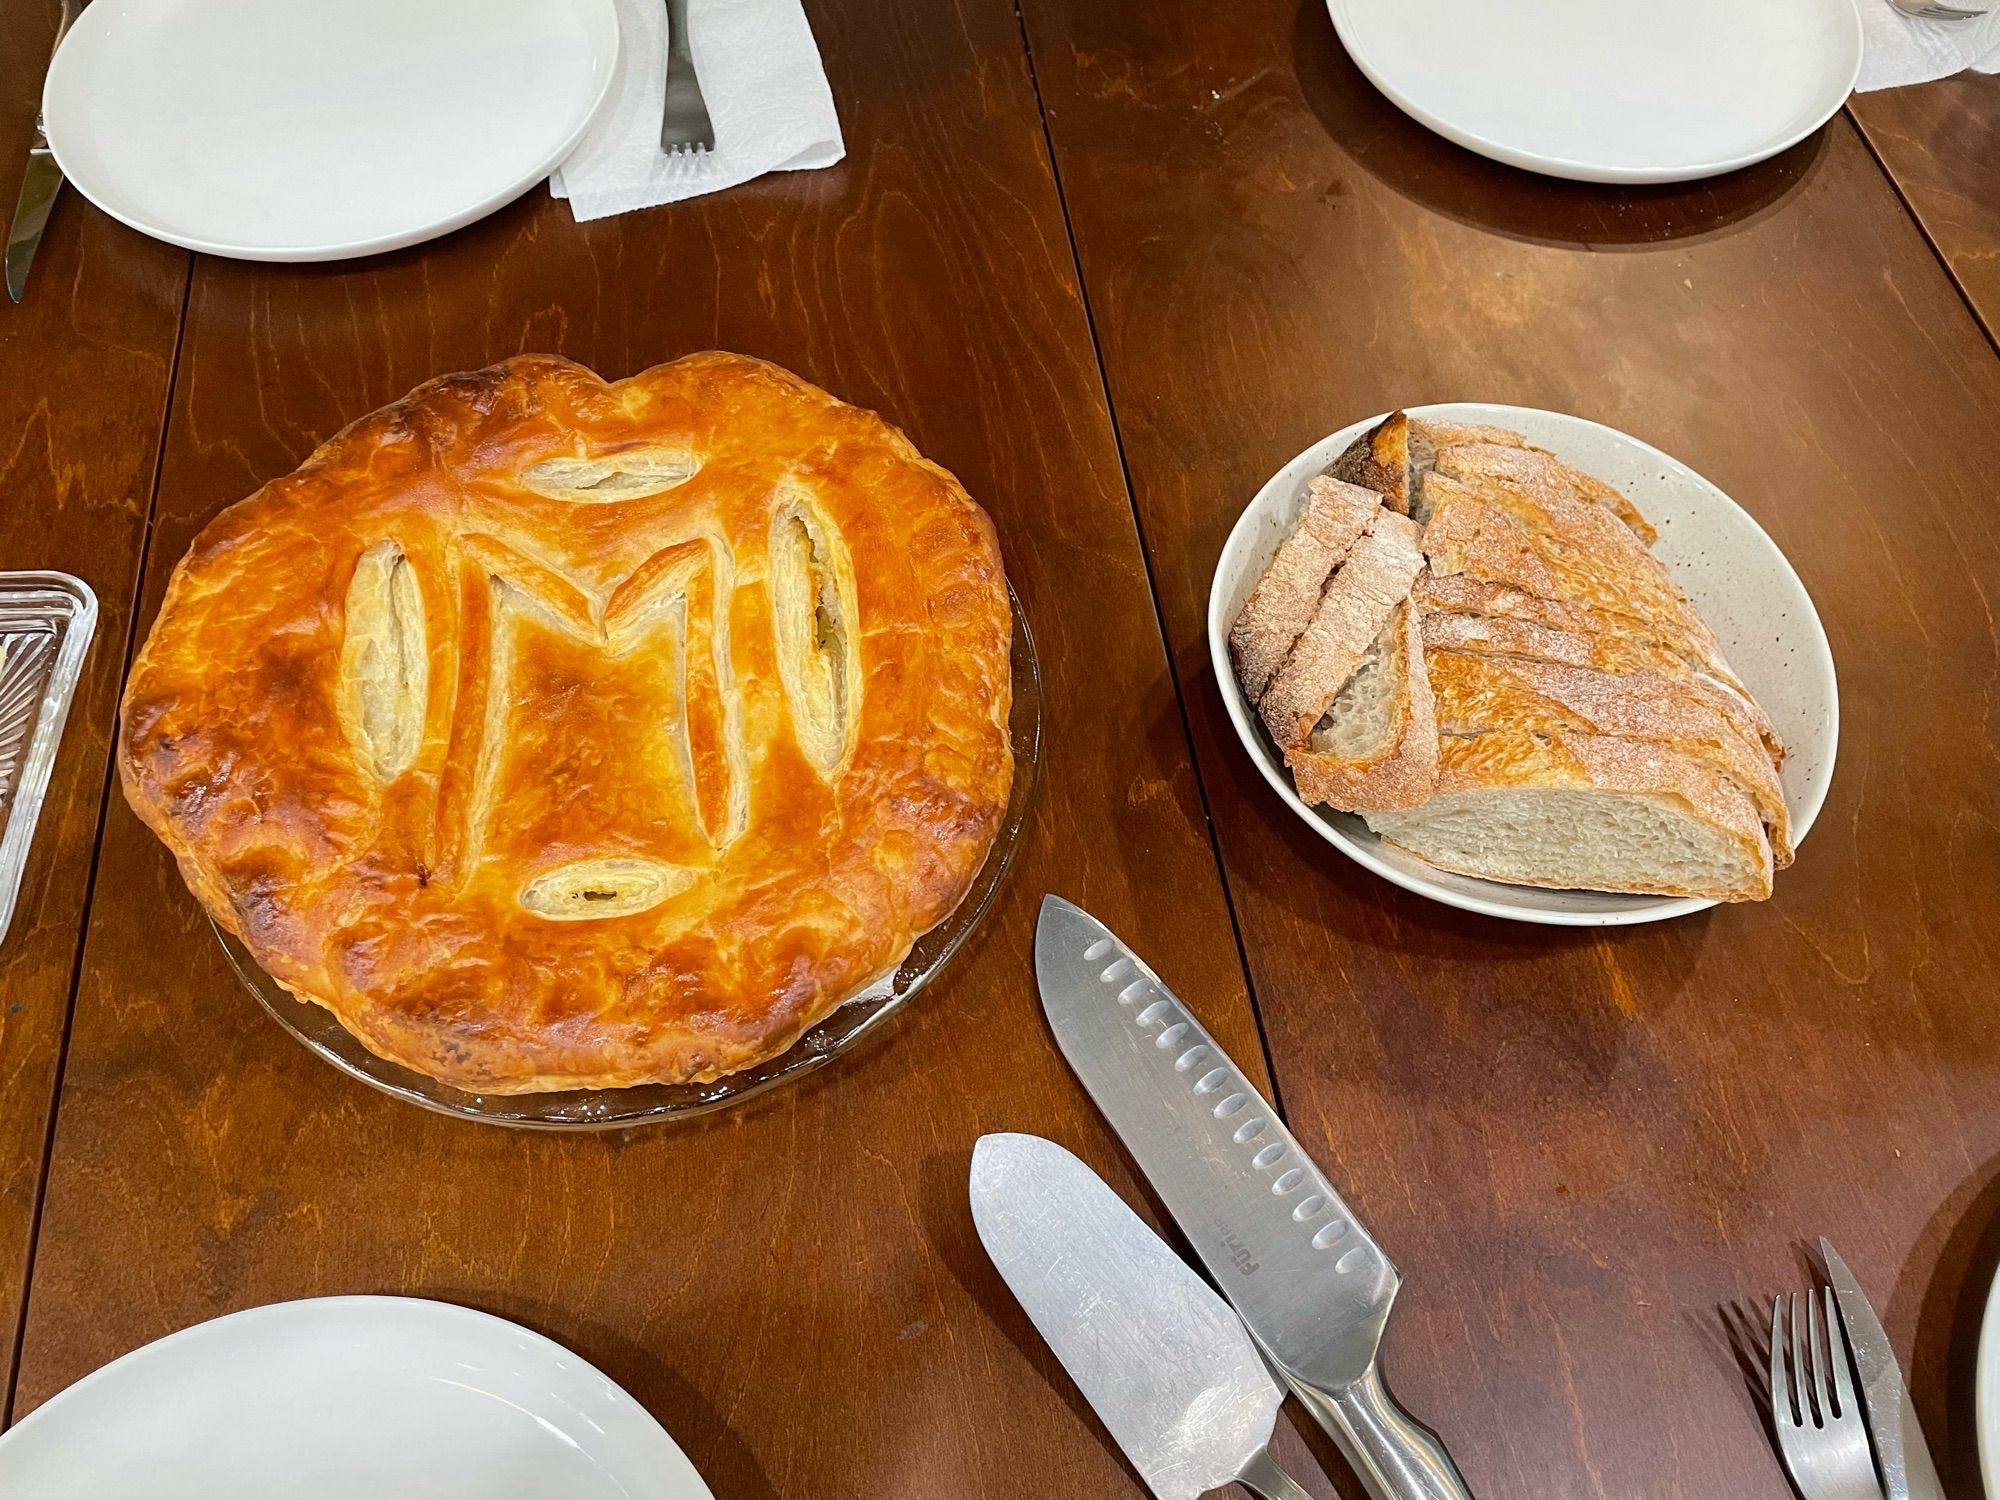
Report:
1770,1288,1884,1500
661,0,715,155
1891,0,1994,19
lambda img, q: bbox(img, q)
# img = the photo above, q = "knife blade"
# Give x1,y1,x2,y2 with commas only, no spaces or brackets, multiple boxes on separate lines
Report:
6,149,62,304
968,1132,1312,1500
1820,1238,1944,1500
1035,894,1472,1500
6,1,82,304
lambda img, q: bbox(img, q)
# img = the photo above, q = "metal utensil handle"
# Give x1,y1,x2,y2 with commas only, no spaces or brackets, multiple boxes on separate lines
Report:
1236,1448,1318,1500
1292,1366,1474,1500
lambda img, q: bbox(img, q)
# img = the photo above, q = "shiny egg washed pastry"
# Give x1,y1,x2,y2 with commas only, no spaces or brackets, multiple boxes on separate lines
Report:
119,353,1014,1092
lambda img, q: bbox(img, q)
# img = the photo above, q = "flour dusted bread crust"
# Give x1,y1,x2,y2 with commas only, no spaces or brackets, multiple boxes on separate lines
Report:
120,353,1014,1092
1230,410,1790,901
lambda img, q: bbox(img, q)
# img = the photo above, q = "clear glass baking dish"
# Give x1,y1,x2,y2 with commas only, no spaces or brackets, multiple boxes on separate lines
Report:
0,572,98,948
215,586,1041,1129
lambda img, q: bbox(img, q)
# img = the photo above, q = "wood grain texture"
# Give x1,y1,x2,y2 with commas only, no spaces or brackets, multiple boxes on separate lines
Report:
1853,79,2000,345
0,0,187,1403
1015,3,2000,1496
4,0,1332,1494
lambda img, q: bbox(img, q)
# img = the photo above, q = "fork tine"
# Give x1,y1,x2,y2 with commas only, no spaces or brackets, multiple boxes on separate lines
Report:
1770,1296,1794,1427
1791,1293,1818,1426
1822,1286,1856,1419
1807,1287,1831,1425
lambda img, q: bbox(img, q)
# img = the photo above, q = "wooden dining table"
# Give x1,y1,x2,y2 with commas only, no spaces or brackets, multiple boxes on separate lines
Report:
3,1,1998,1495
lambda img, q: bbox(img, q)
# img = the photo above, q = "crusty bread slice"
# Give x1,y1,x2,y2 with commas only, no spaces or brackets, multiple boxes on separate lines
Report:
1258,510,1425,750
1411,569,1778,752
1419,609,1783,768
1229,477,1382,700
1327,412,1528,516
1424,647,1791,864
1286,599,1437,811
1433,440,1656,544
1420,472,1721,664
1364,728,1774,901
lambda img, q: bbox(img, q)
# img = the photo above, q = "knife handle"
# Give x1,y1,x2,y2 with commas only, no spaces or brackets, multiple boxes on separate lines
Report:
1291,1366,1473,1500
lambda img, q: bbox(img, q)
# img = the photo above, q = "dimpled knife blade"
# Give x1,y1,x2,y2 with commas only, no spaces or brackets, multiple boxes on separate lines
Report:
1035,895,1473,1500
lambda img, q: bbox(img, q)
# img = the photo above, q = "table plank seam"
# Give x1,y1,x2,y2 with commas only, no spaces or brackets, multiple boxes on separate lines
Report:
1,249,198,1432
1845,101,2000,357
1005,2,1297,1115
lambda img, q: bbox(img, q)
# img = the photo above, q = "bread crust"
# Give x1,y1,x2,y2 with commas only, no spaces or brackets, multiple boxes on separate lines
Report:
1326,413,1528,517
119,352,1015,1093
1229,476,1379,700
1258,510,1425,750
1420,472,1721,662
1425,647,1792,863
1370,728,1774,901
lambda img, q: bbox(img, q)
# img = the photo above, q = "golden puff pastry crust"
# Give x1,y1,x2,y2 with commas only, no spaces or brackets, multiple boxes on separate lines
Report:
120,353,1014,1093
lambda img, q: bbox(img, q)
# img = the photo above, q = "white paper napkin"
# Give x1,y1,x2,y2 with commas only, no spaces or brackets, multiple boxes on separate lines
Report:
550,0,843,221
1857,3,2000,91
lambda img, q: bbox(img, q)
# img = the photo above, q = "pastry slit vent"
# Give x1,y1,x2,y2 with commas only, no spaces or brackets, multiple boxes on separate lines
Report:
338,540,427,782
519,446,700,503
769,494,860,777
604,536,750,849
518,857,696,920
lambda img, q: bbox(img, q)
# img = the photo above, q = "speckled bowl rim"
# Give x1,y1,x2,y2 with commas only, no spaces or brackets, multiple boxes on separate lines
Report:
1206,404,1839,927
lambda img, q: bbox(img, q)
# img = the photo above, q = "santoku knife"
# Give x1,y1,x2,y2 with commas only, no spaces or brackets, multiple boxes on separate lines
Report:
1821,1238,1944,1500
969,1132,1314,1500
5,0,81,304
1035,894,1472,1500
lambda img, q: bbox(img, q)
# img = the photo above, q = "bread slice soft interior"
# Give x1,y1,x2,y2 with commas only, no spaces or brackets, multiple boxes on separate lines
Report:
1287,599,1437,811
1258,510,1425,750
1365,728,1774,901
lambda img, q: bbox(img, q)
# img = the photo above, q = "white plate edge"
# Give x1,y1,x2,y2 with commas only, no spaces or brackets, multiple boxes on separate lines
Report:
1322,0,1865,185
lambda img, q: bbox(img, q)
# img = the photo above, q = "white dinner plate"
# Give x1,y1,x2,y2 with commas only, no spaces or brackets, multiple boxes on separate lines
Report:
1979,1262,2000,1499
0,1296,715,1499
44,0,621,260
1326,0,1864,184
1208,405,1838,927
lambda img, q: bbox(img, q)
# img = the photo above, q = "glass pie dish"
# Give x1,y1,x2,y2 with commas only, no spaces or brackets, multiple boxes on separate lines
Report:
0,572,98,949
215,587,1041,1129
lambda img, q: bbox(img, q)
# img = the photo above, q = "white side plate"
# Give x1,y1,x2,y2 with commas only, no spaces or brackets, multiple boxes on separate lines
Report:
1326,0,1863,184
1207,405,1838,927
1980,1263,2000,1500
44,0,620,261
0,1296,715,1500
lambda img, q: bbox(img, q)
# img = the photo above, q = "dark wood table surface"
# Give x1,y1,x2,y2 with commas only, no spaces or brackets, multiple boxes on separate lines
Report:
2,0,1998,1495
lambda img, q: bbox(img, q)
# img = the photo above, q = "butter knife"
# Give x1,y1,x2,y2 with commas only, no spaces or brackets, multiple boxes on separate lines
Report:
1035,895,1473,1500
1821,1238,1945,1500
6,0,82,304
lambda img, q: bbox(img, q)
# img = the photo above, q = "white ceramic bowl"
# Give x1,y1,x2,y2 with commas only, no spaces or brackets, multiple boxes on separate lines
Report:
1207,405,1839,926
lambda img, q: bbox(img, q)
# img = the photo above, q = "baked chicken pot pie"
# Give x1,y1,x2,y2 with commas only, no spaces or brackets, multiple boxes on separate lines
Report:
120,353,1014,1093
